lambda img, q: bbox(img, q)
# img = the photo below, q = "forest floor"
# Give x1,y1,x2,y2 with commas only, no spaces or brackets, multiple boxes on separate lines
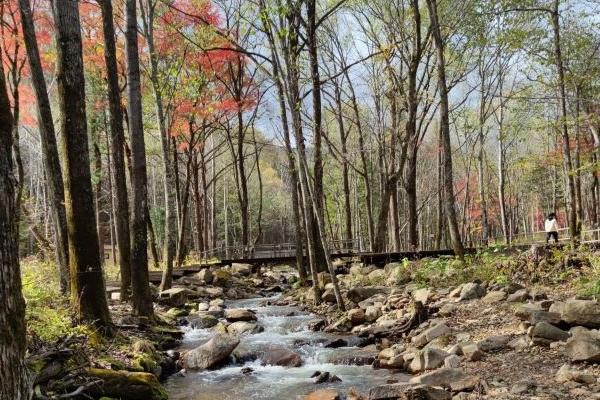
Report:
22,245,600,399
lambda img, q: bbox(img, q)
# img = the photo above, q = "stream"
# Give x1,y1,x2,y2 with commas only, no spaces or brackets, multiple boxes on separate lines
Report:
165,296,407,399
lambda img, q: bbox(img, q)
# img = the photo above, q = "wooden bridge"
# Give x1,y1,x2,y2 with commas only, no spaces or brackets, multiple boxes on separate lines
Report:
106,227,600,292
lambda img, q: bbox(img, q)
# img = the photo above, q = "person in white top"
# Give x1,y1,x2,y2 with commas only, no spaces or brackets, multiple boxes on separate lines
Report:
545,213,559,243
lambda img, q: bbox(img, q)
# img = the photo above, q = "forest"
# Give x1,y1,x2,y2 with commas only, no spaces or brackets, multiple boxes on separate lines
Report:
2,0,600,399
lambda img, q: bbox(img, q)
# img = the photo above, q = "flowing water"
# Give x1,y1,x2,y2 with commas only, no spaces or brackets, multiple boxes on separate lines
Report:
165,296,406,399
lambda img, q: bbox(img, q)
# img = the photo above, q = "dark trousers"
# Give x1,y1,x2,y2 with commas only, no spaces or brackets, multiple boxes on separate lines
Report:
546,231,558,243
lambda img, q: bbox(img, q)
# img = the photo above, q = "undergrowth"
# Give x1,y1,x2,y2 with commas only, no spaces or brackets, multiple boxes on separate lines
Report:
21,257,93,342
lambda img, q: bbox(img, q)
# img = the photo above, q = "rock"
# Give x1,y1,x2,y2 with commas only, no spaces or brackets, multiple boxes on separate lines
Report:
549,301,565,315
438,303,457,317
260,347,303,367
241,367,253,375
184,334,240,370
477,335,512,352
313,371,342,384
413,288,432,304
444,354,460,368
188,313,219,329
555,364,596,384
515,303,543,320
458,283,485,301
158,288,192,307
198,302,209,311
321,289,337,304
409,368,467,387
326,346,377,366
412,323,451,347
461,343,483,361
326,317,353,332
527,310,562,325
348,308,366,325
365,306,382,322
530,322,570,345
132,339,156,355
85,368,168,400
205,287,224,297
231,263,252,276
369,383,451,400
347,286,389,303
304,389,342,400
368,269,387,283
482,291,506,303
224,309,257,322
317,272,332,288
227,321,262,336
562,299,600,328
410,348,449,372
212,269,232,286
508,335,530,351
308,318,327,331
565,337,600,362
196,268,213,284
507,289,530,303
210,298,225,307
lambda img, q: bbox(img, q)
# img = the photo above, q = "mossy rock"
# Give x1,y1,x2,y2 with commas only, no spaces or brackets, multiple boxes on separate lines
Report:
86,368,168,400
213,269,232,286
132,354,160,375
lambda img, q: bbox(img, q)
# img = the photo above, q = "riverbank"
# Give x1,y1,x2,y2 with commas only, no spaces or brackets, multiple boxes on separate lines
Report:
24,246,600,399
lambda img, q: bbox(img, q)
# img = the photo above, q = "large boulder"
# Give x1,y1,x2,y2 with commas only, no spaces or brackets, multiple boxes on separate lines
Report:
231,263,252,276
227,321,262,336
530,322,570,345
409,368,467,387
409,348,449,372
184,334,240,370
85,368,168,400
477,335,512,352
158,288,193,307
565,337,600,362
369,383,451,400
188,313,219,329
412,323,451,347
224,308,257,322
196,268,213,284
458,283,486,301
304,389,342,400
562,299,600,328
348,308,366,325
347,286,389,303
260,347,303,367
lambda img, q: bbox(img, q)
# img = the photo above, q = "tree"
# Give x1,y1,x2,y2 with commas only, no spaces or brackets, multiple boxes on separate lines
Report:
51,0,111,327
18,0,70,293
98,0,132,300
0,46,31,400
125,0,153,317
426,0,465,259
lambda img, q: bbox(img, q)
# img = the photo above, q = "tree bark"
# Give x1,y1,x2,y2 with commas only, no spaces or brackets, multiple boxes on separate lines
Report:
51,0,111,326
0,52,31,400
18,0,70,294
551,0,578,242
139,0,178,291
125,0,153,317
426,0,465,259
99,0,132,300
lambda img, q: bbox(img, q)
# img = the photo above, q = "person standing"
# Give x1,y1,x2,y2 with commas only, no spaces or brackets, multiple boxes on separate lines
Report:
545,213,559,244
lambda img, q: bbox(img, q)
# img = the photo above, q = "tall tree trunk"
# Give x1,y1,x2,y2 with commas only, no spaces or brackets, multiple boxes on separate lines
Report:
551,0,578,242
139,0,177,290
307,0,327,269
99,0,132,300
125,0,153,317
18,0,69,293
426,0,465,259
51,0,111,326
0,53,31,400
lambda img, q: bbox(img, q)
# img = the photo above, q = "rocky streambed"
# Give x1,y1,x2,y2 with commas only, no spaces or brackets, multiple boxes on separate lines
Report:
165,296,401,400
